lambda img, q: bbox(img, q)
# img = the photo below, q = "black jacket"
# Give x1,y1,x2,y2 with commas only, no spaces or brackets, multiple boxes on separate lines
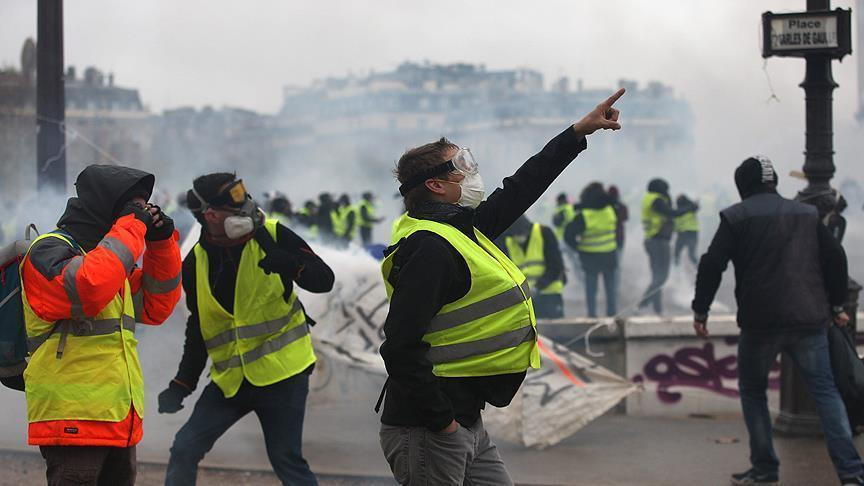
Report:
172,223,335,391
692,192,846,332
379,127,587,431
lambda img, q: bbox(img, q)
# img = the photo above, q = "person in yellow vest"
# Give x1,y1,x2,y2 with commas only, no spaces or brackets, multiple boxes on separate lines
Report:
378,89,625,485
358,191,385,245
564,182,619,318
499,215,565,319
674,194,700,266
268,194,293,226
296,200,319,240
158,173,335,486
639,178,692,315
19,165,182,485
552,192,576,240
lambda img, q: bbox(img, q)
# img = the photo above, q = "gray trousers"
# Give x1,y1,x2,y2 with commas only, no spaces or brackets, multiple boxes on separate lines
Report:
379,417,513,486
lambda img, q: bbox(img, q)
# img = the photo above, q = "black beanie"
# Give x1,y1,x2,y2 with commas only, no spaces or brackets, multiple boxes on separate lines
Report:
735,156,778,199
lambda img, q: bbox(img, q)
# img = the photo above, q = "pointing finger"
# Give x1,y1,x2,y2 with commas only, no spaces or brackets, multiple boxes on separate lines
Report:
603,88,626,107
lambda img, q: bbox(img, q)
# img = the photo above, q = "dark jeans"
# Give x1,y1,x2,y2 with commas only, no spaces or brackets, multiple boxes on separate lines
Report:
674,231,698,265
40,445,136,486
640,238,671,314
533,293,564,319
360,226,373,245
165,373,317,486
579,251,617,317
738,329,864,479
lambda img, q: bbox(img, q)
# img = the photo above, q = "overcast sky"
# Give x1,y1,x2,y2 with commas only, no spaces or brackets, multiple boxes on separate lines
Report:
1,0,862,185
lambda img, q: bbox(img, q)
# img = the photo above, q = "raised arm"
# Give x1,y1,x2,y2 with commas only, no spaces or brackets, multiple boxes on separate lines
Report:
475,89,626,240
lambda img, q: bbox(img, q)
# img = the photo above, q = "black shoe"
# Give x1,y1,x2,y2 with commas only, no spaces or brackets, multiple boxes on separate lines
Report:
730,469,779,485
840,475,864,485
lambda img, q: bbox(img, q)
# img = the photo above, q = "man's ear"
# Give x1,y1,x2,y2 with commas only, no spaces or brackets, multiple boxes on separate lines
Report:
425,179,448,195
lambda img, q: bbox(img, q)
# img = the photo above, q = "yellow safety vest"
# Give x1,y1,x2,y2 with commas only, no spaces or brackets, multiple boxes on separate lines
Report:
553,204,576,240
297,208,318,239
194,219,315,398
578,206,618,253
675,211,699,233
358,200,376,228
331,209,345,237
641,192,669,240
22,232,143,424
383,215,540,378
390,213,408,244
505,223,564,295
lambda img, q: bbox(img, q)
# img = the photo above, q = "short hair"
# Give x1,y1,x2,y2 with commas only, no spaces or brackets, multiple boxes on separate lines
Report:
395,137,458,211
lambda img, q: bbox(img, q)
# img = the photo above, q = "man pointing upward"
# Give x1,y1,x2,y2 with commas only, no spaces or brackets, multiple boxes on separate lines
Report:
378,89,624,485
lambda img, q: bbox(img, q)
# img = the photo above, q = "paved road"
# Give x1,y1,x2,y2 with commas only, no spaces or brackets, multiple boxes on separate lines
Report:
3,412,859,485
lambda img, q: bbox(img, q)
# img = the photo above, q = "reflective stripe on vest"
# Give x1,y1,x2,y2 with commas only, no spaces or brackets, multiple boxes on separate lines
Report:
505,224,563,295
21,232,144,425
578,206,618,253
675,211,699,233
195,218,316,398
553,204,576,239
641,192,668,240
383,216,540,377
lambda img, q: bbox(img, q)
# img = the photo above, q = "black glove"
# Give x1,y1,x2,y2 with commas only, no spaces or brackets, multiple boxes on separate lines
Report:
157,380,191,414
118,201,154,230
146,206,175,241
258,249,301,276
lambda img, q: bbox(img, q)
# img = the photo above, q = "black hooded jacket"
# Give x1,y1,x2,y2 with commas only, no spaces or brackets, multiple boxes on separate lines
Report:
57,165,155,251
693,185,847,332
379,127,586,432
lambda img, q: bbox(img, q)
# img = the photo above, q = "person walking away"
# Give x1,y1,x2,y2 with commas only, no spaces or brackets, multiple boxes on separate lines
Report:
358,191,385,245
692,156,864,486
639,178,690,315
674,194,699,266
159,173,335,486
316,193,336,242
552,192,576,240
378,89,625,485
20,164,182,485
565,182,618,318
500,215,565,319
608,185,628,253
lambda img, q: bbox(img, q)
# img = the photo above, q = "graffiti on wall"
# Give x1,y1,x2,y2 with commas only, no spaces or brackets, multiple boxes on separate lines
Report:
631,339,780,404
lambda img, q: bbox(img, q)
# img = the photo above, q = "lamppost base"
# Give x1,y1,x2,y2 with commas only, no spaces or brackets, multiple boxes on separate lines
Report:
774,410,822,437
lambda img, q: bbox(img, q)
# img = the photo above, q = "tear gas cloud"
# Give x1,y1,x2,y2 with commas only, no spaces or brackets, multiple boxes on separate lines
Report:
1,0,863,472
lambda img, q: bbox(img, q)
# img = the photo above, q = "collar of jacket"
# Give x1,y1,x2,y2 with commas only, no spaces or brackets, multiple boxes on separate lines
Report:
409,201,475,238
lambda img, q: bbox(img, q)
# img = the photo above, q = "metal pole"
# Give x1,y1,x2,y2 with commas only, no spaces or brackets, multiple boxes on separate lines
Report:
775,0,838,437
36,0,66,193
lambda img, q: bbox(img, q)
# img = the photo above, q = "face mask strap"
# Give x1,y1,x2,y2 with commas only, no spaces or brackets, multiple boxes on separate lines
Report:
399,160,456,196
190,187,210,214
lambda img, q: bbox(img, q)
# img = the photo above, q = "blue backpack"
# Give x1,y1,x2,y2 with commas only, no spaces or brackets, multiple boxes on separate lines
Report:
0,225,38,390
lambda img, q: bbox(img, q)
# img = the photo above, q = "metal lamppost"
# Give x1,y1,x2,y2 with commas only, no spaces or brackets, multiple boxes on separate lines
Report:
36,0,66,193
762,1,853,435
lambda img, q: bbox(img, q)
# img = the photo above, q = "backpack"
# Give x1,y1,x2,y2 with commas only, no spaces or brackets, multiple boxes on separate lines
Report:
827,324,864,430
0,224,38,390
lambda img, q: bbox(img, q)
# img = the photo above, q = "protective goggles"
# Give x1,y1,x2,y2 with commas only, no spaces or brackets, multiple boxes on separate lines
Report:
398,148,477,197
190,179,251,212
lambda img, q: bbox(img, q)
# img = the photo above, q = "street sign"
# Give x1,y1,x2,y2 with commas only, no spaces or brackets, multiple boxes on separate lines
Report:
762,9,852,59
